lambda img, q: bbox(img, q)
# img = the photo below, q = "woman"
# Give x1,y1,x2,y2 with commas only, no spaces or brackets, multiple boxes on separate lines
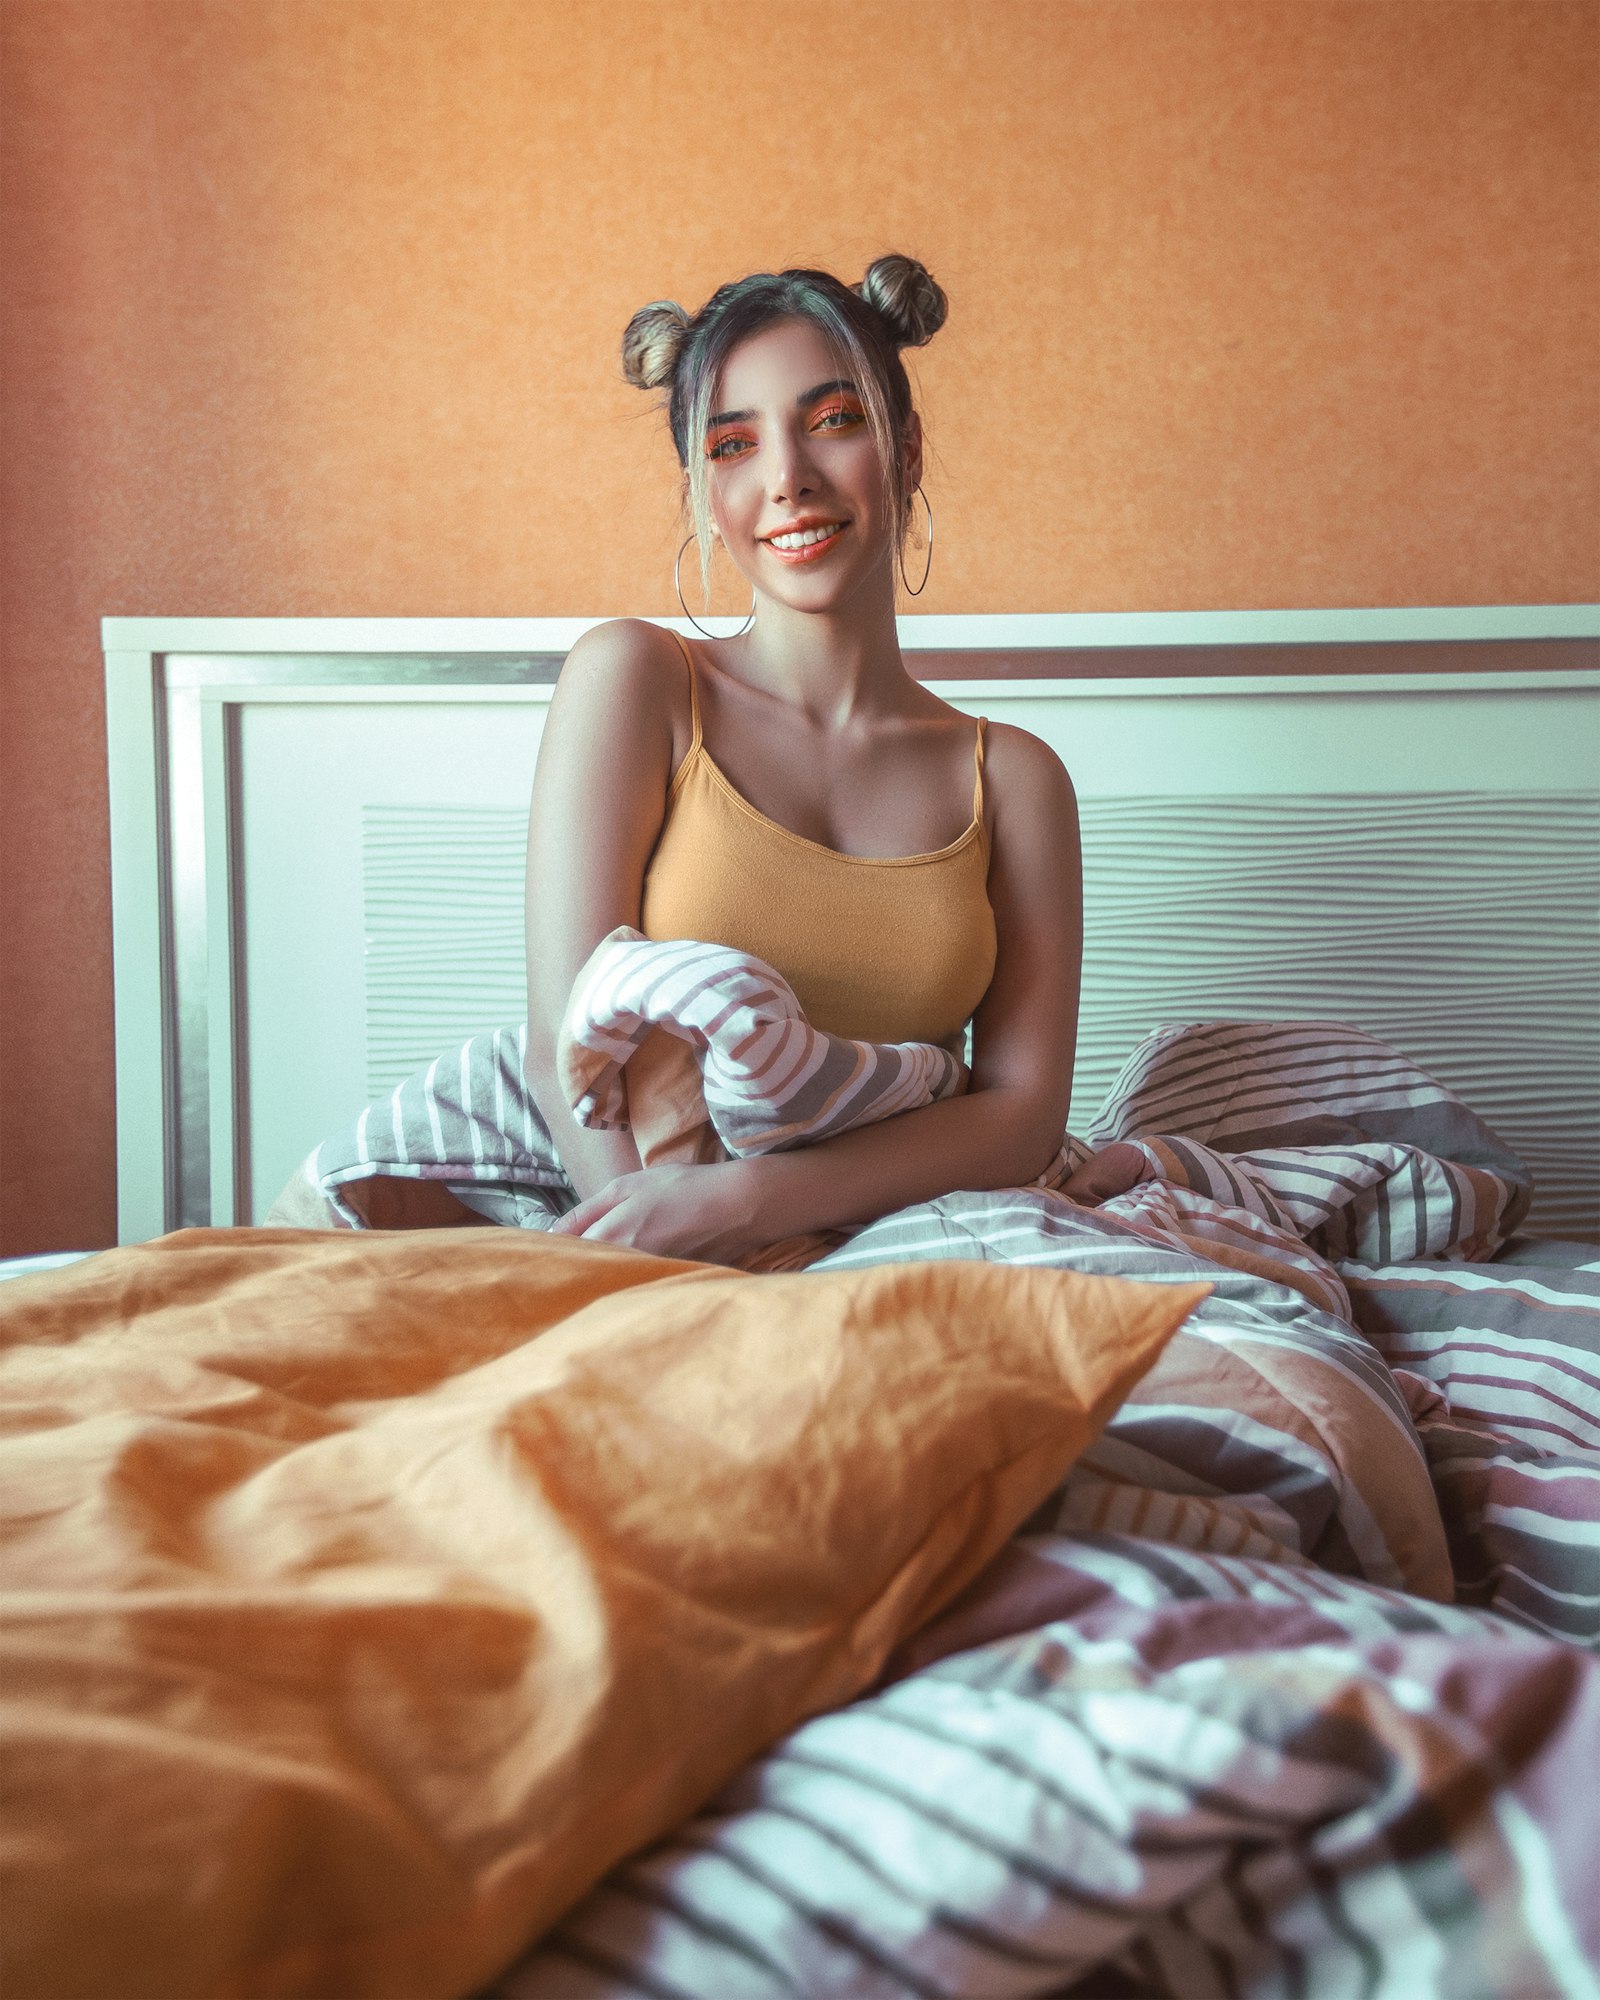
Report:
525,254,1094,1266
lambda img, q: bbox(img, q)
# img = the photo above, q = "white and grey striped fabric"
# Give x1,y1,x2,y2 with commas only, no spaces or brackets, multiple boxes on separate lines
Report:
303,936,1089,1225
305,1023,573,1228
306,976,1529,1266
1343,1259,1600,1649
422,973,1594,1998
491,1529,1600,2000
559,928,968,1160
1091,1019,1533,1263
818,1186,1457,1599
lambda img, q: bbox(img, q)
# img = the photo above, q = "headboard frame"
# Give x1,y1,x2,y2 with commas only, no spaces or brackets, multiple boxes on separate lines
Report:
103,609,1600,1243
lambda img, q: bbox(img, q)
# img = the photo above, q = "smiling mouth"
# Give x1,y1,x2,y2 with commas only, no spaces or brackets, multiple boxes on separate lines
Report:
761,521,849,563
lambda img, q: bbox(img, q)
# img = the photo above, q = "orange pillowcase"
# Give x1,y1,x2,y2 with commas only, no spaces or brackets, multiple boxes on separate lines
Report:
0,1227,1206,2000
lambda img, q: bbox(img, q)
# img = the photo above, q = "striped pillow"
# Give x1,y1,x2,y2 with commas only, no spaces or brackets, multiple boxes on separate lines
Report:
1088,1019,1532,1260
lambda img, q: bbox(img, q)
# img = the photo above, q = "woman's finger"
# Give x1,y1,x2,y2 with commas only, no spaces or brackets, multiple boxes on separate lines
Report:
549,1183,624,1236
1061,1142,1148,1208
578,1200,641,1245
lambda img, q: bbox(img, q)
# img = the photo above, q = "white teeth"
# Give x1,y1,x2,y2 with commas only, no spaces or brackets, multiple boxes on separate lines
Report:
769,523,843,550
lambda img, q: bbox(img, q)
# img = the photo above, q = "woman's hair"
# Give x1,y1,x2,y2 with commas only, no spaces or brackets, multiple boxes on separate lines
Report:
621,254,947,596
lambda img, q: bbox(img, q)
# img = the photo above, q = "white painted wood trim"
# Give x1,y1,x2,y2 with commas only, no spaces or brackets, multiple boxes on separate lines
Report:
201,696,239,1228
104,651,167,1244
171,671,1597,706
927,672,1599,698
102,606,1600,654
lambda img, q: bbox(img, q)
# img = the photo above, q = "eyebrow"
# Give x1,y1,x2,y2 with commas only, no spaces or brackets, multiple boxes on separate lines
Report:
706,379,860,428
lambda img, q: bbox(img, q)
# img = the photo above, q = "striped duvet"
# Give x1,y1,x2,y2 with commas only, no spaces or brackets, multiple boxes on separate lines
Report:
491,1244,1600,1999
495,1533,1600,2000
302,942,1597,1994
297,929,1085,1226
558,927,970,1163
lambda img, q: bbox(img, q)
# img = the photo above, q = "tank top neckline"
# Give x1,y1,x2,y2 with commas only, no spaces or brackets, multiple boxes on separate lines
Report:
668,633,987,871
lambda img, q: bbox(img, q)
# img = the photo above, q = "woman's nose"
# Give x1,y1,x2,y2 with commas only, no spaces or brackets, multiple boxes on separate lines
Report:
768,430,818,502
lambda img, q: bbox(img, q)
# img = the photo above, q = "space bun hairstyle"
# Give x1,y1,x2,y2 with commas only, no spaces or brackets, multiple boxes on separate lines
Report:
621,254,947,597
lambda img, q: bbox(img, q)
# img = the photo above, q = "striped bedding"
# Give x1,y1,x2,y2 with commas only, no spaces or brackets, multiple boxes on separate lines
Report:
295,931,1084,1226
1090,1017,1534,1264
1341,1258,1600,1649
558,927,970,1162
490,1238,1600,1997
298,944,1597,1992
493,1534,1600,2000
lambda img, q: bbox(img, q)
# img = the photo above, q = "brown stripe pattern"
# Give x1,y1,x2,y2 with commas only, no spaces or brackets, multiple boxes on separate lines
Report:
494,1532,1600,1999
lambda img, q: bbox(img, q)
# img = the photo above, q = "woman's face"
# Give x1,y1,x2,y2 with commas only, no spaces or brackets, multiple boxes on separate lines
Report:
700,317,919,615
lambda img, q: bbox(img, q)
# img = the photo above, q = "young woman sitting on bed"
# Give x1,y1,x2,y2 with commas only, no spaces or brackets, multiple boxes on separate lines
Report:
525,254,1134,1267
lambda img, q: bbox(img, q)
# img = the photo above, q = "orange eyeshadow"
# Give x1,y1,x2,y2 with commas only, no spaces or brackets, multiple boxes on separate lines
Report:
705,426,756,459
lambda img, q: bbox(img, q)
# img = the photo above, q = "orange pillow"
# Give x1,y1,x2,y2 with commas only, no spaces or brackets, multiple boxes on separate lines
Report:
0,1227,1205,2000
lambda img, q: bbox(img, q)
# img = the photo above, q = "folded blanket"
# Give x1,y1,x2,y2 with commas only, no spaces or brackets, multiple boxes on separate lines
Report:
273,955,1546,1609
552,927,1087,1270
558,927,969,1162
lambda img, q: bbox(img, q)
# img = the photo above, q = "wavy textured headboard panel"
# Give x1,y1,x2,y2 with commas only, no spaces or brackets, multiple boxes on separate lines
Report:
103,613,1600,1243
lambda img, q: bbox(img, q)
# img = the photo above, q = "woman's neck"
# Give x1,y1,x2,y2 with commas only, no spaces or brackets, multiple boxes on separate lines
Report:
727,576,920,729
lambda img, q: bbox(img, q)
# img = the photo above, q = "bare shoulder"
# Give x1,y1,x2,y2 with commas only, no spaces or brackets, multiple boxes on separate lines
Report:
979,722,1081,926
543,619,694,777
557,617,686,709
982,719,1078,824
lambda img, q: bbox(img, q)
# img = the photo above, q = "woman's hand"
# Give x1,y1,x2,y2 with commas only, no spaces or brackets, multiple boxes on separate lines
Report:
1058,1141,1149,1208
548,1159,763,1266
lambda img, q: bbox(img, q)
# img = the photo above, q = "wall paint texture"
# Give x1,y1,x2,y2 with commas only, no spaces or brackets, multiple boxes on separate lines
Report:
2,0,1597,1254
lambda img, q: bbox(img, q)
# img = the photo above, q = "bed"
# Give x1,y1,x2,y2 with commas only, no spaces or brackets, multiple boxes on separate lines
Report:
1,608,1597,1999
99,608,1598,1244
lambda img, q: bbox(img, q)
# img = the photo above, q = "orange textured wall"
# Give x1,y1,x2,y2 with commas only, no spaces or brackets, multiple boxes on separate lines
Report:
2,0,1596,1253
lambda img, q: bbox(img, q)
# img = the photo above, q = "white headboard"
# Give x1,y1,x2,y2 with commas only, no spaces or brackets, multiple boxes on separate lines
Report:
103,610,1600,1244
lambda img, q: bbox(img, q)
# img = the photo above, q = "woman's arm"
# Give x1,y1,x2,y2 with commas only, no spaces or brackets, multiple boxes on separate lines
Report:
557,722,1082,1257
524,620,686,1199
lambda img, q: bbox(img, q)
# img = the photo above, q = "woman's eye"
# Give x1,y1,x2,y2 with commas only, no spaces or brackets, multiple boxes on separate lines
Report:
706,432,755,461
813,404,865,432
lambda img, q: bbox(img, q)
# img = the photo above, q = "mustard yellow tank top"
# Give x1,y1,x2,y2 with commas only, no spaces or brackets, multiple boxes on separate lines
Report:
641,635,997,1048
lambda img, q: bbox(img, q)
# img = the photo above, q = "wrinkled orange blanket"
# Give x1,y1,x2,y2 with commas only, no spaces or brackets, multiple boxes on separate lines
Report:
0,1228,1204,2000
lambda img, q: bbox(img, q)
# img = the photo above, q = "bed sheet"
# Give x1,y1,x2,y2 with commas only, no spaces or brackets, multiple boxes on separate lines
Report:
477,993,1598,1997
493,1242,1600,2000
0,1252,96,1283
7,982,1597,1996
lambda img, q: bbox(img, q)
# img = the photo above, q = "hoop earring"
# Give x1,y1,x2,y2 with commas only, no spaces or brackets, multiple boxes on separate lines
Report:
898,486,934,596
675,535,756,640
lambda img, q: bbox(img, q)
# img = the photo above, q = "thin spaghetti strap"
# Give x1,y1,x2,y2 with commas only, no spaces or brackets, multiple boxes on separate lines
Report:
971,716,987,822
672,630,703,757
